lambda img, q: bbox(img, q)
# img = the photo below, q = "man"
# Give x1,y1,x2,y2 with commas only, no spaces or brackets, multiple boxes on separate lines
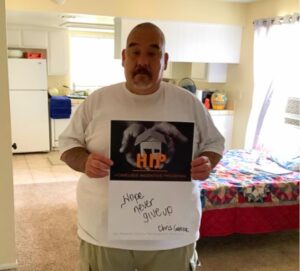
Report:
60,22,224,271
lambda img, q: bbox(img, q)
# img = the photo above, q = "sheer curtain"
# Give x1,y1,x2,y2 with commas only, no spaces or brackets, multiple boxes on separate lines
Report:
245,14,300,158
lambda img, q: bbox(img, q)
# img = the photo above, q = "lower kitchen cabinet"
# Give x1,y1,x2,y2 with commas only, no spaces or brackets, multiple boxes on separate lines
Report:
50,101,81,149
209,110,234,150
51,118,69,149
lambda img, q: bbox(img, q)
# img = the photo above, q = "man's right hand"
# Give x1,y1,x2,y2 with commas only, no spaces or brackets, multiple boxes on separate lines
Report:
61,147,113,178
85,153,114,178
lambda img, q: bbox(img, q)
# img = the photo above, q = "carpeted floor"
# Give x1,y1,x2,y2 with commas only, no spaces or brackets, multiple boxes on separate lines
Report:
14,181,80,271
13,181,299,271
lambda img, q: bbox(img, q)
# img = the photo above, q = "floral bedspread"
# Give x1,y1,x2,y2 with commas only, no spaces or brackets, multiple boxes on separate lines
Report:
200,149,300,209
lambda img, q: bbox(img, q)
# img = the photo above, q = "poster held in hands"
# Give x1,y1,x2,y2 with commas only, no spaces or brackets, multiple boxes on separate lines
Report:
108,120,200,240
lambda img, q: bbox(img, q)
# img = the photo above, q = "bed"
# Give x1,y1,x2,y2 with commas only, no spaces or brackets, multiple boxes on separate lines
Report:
199,149,300,237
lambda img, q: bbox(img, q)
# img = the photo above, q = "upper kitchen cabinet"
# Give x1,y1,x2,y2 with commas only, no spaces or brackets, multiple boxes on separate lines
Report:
206,63,228,83
7,27,48,48
114,17,243,63
6,26,70,75
47,30,70,75
22,29,48,48
6,28,22,47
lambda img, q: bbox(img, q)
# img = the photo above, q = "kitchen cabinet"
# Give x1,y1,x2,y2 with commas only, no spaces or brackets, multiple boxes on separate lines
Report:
163,62,191,80
206,63,228,83
191,63,206,80
51,118,69,149
6,26,70,75
51,101,81,149
209,110,234,150
47,30,70,75
7,27,48,49
191,63,227,83
115,17,242,63
6,28,22,47
22,29,48,49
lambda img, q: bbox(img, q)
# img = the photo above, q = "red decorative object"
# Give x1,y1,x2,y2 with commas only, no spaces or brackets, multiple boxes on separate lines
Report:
204,98,210,109
23,52,45,59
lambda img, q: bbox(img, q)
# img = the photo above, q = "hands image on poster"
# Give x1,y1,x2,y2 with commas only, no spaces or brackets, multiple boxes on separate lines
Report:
110,120,194,181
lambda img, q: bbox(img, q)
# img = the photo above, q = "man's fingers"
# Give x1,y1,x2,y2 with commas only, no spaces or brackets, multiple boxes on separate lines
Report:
191,156,211,180
191,156,210,167
90,153,113,166
85,153,113,178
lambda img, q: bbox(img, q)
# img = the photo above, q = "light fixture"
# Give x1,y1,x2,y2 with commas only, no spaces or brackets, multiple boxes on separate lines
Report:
60,21,114,32
52,0,66,5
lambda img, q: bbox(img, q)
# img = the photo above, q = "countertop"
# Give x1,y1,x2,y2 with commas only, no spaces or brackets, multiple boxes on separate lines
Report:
209,109,234,115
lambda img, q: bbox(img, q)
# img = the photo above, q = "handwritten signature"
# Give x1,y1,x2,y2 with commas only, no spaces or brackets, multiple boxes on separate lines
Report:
158,224,189,232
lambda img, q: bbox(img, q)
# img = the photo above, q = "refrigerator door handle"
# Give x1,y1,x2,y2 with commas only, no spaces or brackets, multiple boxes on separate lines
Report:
11,143,17,150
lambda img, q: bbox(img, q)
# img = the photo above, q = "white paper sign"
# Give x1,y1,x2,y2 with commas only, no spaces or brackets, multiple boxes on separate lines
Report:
108,181,201,240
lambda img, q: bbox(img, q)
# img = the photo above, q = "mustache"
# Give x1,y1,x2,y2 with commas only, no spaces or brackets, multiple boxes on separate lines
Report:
133,68,151,77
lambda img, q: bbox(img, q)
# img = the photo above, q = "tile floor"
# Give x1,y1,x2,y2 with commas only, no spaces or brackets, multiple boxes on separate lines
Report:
12,151,81,185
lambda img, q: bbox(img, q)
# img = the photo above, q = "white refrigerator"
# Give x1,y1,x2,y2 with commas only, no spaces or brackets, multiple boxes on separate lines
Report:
8,59,50,153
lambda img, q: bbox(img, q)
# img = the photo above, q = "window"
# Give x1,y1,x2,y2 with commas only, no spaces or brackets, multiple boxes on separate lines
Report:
245,16,300,159
70,33,125,92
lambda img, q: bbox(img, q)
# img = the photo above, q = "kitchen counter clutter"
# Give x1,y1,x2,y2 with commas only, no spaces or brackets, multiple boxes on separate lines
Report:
49,96,71,119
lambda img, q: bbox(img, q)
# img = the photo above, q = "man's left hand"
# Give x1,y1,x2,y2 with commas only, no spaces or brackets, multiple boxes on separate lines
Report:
191,156,212,180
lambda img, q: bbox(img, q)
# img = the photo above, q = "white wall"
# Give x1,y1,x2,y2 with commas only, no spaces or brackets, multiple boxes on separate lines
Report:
0,1,17,269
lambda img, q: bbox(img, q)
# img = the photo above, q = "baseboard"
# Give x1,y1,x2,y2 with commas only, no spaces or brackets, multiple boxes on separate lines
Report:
0,261,18,270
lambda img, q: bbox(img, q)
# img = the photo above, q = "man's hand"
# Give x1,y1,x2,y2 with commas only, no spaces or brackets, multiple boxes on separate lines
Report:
61,147,113,178
191,156,212,180
85,153,114,178
191,152,222,180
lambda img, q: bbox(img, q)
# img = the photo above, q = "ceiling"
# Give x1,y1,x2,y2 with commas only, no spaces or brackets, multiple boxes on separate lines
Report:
223,0,257,2
6,10,114,30
6,0,260,30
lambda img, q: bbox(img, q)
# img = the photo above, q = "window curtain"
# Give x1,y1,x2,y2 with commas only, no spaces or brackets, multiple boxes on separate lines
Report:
245,14,300,158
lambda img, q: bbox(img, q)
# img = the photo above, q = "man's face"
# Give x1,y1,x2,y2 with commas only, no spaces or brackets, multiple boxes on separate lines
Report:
122,26,169,95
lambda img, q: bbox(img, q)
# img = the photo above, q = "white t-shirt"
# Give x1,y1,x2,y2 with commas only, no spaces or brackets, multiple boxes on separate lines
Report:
59,82,224,250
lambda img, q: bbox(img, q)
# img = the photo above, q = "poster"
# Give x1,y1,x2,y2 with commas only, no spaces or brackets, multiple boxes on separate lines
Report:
108,181,200,240
108,120,200,240
110,120,194,181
